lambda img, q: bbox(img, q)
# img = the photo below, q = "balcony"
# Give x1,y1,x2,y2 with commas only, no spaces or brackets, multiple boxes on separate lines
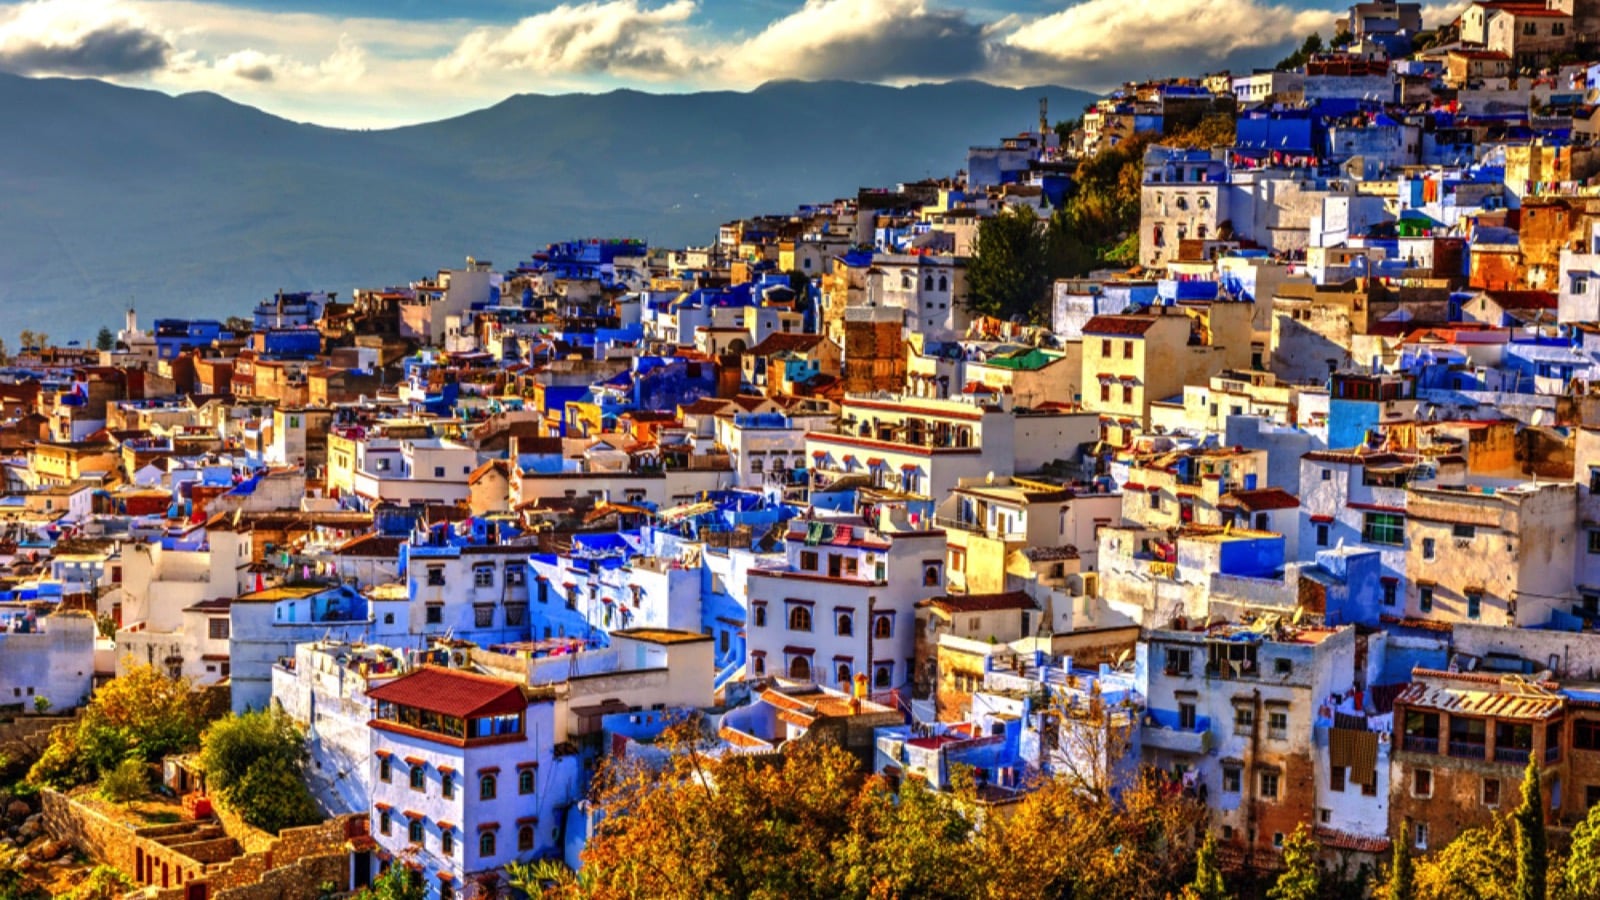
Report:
1546,744,1561,764
1494,746,1532,765
1448,741,1487,761
1141,725,1212,755
1401,735,1438,754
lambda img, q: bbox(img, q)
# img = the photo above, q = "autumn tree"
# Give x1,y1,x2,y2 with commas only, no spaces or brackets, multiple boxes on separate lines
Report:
967,206,1050,321
98,758,148,805
1269,824,1322,900
1515,756,1548,900
198,708,321,834
1182,832,1228,900
830,773,980,899
28,662,206,789
353,859,426,900
1413,818,1517,900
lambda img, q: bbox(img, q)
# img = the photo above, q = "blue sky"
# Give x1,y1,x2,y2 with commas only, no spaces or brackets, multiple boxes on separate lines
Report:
0,0,1463,127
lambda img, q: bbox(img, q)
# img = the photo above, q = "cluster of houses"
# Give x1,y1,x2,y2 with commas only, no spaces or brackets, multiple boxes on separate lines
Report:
13,0,1600,895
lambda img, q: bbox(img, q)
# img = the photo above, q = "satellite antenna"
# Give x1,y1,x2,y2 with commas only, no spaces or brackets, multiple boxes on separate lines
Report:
1116,648,1133,668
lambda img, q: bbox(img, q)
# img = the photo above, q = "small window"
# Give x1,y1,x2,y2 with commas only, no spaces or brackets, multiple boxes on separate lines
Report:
754,606,767,628
479,831,496,858
1235,707,1255,735
1101,339,1112,357
1330,766,1346,792
1260,771,1280,798
1484,777,1501,807
1274,658,1292,676
427,566,446,586
1223,766,1241,793
1420,586,1434,612
1422,537,1435,560
1414,769,1433,798
442,830,454,856
1316,524,1329,547
1415,822,1429,849
473,565,494,587
1452,524,1476,540
1321,469,1332,481
519,769,535,795
209,618,229,640
442,773,454,799
1467,592,1482,620
379,810,391,834
1273,832,1285,849
379,757,392,782
1588,531,1600,556
409,766,425,791
1268,710,1288,739
789,606,812,632
408,819,424,844
799,551,818,571
518,825,535,852
475,605,494,628
1382,581,1397,607
874,615,893,639
1179,702,1197,730
480,774,497,800
1123,340,1134,359
426,605,443,625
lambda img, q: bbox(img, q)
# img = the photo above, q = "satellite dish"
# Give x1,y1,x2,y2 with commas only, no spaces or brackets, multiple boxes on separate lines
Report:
1116,648,1133,667
1532,408,1550,427
1292,607,1305,626
985,471,995,485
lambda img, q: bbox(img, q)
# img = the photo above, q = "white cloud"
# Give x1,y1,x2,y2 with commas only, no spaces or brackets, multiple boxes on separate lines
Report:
434,0,703,81
721,0,987,83
997,0,1336,88
214,35,365,85
0,0,171,75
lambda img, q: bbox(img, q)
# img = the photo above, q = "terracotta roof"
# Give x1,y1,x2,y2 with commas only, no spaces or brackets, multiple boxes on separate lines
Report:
1395,669,1564,721
1314,827,1390,854
1483,290,1557,310
334,534,405,557
366,666,529,719
1082,315,1160,336
1217,488,1300,512
747,332,826,356
917,591,1036,613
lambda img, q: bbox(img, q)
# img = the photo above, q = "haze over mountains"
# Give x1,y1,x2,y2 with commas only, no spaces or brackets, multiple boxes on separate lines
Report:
0,74,1093,336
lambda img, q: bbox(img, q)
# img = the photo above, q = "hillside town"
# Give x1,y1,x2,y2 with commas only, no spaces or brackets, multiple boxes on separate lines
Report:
15,1,1600,897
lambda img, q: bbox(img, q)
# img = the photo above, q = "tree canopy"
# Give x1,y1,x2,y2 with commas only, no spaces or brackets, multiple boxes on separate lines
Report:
28,663,208,790
967,206,1051,322
198,708,321,834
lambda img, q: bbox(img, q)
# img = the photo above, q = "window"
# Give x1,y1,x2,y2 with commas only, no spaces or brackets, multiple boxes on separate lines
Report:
1122,385,1134,405
1150,491,1162,510
1101,339,1112,357
442,772,454,799
1413,769,1433,799
874,615,893,639
1179,702,1197,730
1589,467,1600,494
519,769,535,795
874,664,893,689
1274,658,1292,676
1273,832,1285,849
473,565,494,588
426,604,443,625
1234,707,1256,735
379,810,391,834
754,605,767,628
410,766,425,791
475,606,494,628
1223,767,1241,793
408,819,423,844
208,618,229,640
799,551,818,571
518,825,535,852
479,832,496,858
1419,585,1433,612
427,566,446,586
379,757,392,782
1316,524,1329,547
1268,710,1288,740
1382,581,1398,607
789,606,812,632
1330,766,1346,792
753,655,766,677
505,604,526,627
836,613,853,636
1422,537,1435,560
1452,524,1476,540
1260,771,1280,798
480,774,497,800
1484,777,1501,807
1362,513,1404,546
1589,531,1600,555
1321,469,1332,481
1467,591,1482,620
1165,648,1192,675
1415,822,1429,850
1123,341,1134,359
506,567,525,586
1576,719,1600,751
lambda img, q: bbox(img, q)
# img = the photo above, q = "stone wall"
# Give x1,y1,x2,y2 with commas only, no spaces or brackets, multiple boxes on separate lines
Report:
40,790,216,892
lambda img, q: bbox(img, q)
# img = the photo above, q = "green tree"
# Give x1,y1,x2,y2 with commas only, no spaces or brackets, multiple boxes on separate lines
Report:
1277,32,1325,71
353,860,426,900
97,757,147,805
1564,802,1600,900
71,865,135,900
1414,818,1516,900
29,697,48,716
94,327,114,352
967,206,1049,322
1389,819,1416,900
1182,832,1228,900
198,708,321,834
1515,757,1548,900
1269,824,1322,900
831,773,979,899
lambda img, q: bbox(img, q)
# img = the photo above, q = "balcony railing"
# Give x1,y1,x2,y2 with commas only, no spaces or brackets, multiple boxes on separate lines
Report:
1494,746,1532,765
1401,735,1438,754
1448,740,1487,760
1546,744,1562,764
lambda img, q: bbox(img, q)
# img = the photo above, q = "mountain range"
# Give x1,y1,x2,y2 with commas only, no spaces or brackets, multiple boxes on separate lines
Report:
0,74,1093,336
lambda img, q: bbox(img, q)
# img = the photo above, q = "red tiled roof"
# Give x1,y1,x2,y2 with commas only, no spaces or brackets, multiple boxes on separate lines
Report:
918,591,1036,613
366,666,528,719
1082,315,1159,336
1218,488,1300,512
1314,827,1390,853
1483,289,1557,310
748,332,826,356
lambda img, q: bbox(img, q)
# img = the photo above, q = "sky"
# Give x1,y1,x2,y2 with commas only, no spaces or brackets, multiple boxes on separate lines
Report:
0,0,1468,128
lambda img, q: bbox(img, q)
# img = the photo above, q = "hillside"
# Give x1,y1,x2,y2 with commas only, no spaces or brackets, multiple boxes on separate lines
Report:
0,75,1093,335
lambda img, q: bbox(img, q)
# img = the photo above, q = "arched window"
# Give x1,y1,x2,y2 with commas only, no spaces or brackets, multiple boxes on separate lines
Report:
1154,224,1165,246
754,606,767,628
938,275,948,292
836,613,853,636
518,825,535,853
409,766,425,790
1176,196,1189,211
836,663,851,686
1197,224,1209,240
901,272,911,289
442,830,455,856
479,831,496,858
789,606,812,632
924,275,934,291
874,665,893,689
753,655,766,677
519,770,535,795
479,774,497,801
923,565,940,587
789,656,812,681
408,819,423,844
874,615,893,639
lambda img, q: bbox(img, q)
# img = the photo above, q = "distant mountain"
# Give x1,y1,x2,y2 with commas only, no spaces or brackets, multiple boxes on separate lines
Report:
0,75,1094,335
